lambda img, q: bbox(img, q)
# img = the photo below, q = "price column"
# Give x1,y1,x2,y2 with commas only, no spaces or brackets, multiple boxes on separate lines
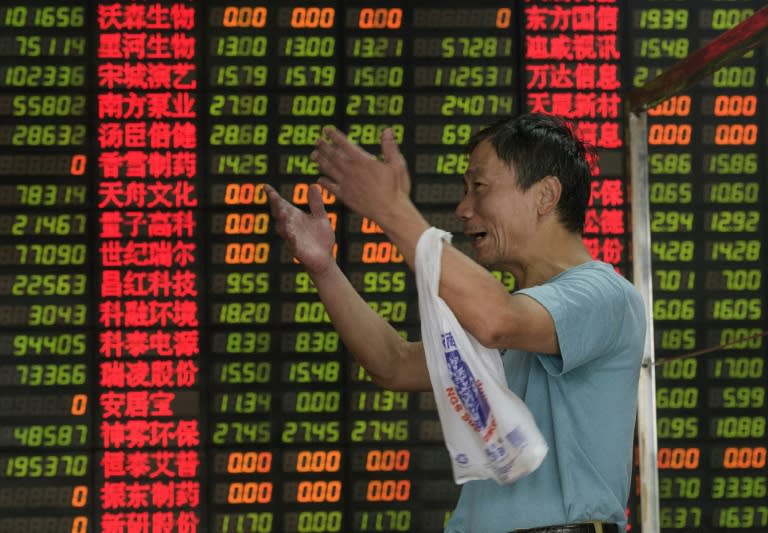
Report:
698,3,766,531
204,4,278,532
0,3,91,532
95,2,202,531
410,3,519,529
411,3,515,249
630,1,704,528
340,7,417,531
274,4,347,532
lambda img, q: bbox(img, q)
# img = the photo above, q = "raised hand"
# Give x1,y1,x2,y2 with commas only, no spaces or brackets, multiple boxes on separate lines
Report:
264,183,336,275
311,127,411,225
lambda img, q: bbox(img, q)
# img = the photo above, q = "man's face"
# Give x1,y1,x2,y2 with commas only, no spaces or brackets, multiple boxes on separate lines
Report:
455,140,539,269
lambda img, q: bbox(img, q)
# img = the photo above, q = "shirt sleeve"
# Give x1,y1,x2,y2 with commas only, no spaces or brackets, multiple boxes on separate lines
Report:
517,265,628,376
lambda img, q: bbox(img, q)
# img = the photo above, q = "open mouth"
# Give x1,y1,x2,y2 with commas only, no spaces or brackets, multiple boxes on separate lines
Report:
468,231,487,242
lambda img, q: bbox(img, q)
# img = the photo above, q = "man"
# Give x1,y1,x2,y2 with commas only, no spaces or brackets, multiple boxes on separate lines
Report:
265,113,645,533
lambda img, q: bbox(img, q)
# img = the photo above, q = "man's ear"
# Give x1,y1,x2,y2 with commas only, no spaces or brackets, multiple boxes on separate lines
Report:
536,175,562,215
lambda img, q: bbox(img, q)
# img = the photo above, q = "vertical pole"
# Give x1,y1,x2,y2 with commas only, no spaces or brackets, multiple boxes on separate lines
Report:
628,110,661,533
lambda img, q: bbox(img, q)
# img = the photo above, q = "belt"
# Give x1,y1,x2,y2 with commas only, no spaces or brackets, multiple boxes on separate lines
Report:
512,523,618,533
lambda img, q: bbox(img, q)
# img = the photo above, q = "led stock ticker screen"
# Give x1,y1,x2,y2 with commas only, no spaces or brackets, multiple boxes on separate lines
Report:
0,1,765,532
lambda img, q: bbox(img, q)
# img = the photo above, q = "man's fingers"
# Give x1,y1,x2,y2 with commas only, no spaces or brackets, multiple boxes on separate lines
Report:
316,176,340,199
311,142,348,183
307,184,328,218
380,128,404,165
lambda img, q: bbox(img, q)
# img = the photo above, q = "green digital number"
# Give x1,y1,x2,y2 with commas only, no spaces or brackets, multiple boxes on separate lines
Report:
707,210,760,232
441,124,473,145
706,182,759,203
16,243,86,265
712,476,767,499
657,387,699,408
657,416,698,438
349,37,403,58
710,9,754,30
659,476,701,499
659,506,701,528
217,392,271,414
649,153,691,175
350,66,403,88
216,512,274,532
277,123,328,145
214,65,268,87
347,123,404,145
218,361,271,384
294,331,339,352
214,35,267,57
13,424,87,447
224,331,271,353
281,36,335,57
286,360,340,383
709,298,762,320
441,37,506,58
210,123,268,145
211,421,271,444
718,328,763,350
4,454,88,477
12,274,86,296
712,357,764,379
346,94,403,116
720,387,765,409
13,35,86,57
213,154,268,175
651,211,694,232
4,65,85,87
650,181,693,204
712,66,756,88
362,271,406,293
653,298,695,320
637,8,688,30
442,94,514,116
290,95,336,116
15,363,86,385
713,416,765,438
16,185,86,206
349,419,408,442
209,94,268,117
12,95,86,116
638,38,689,59
281,65,335,87
655,270,695,291
13,334,86,356
281,421,340,443
28,304,87,325
716,505,768,528
292,301,331,324
223,272,269,294
708,240,760,261
718,269,761,291
660,358,697,379
291,390,341,413
355,390,409,412
658,328,696,350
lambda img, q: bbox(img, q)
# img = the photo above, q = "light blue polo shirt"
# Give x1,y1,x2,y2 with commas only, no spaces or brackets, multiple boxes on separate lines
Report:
446,261,645,533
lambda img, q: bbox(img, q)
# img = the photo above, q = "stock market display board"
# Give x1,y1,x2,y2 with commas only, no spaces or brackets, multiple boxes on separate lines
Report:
0,1,765,532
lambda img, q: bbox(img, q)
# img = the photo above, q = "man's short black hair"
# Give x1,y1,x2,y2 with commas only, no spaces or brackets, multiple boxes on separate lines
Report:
467,113,594,234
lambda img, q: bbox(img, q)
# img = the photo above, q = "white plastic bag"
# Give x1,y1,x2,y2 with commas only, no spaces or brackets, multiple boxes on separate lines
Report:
415,227,548,484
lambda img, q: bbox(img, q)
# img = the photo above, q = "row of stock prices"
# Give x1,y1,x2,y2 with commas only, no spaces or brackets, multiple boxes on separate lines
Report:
0,1,765,532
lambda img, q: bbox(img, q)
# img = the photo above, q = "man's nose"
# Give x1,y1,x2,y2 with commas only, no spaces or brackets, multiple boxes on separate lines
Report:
454,195,473,220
